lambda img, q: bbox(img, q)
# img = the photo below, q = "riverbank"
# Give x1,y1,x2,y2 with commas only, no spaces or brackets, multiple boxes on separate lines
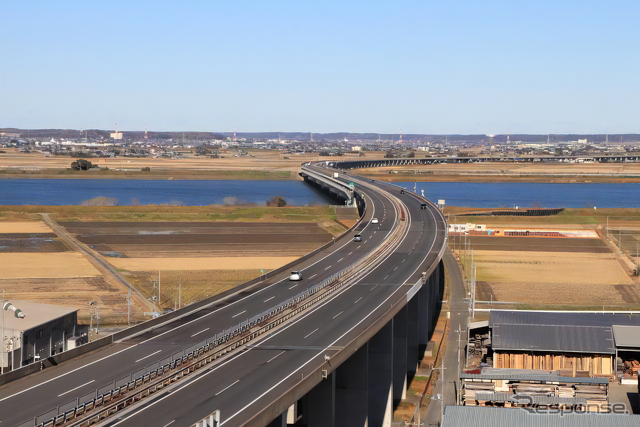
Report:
358,162,640,183
3,150,640,183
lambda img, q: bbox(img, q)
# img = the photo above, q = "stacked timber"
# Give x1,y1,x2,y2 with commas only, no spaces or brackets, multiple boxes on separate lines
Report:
463,382,494,406
574,384,608,412
494,352,612,375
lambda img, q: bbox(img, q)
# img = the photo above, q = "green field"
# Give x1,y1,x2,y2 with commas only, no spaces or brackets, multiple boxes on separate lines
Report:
0,205,338,223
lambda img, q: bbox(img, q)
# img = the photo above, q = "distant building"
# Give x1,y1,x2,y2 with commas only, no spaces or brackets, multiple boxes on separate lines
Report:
110,132,123,140
578,138,588,144
1,300,87,371
351,146,362,151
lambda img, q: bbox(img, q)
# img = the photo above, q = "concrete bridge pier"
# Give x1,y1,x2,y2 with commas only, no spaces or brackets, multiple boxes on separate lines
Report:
368,321,394,427
407,295,420,378
392,305,408,405
335,345,369,427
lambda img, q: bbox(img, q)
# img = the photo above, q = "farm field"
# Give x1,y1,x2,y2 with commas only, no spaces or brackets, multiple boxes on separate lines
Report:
0,204,345,326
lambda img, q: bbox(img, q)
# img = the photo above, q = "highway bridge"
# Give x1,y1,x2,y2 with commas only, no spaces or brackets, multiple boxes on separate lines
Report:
331,153,640,168
0,164,448,427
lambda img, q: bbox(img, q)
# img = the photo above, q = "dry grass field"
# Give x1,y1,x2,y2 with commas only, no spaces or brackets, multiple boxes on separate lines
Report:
129,270,263,308
358,161,640,183
0,221,53,233
0,252,100,278
4,149,639,182
0,149,349,180
110,256,298,271
475,250,631,286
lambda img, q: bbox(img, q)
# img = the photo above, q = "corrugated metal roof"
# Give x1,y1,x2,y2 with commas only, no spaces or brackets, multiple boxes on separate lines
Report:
490,311,640,328
443,406,640,427
461,371,609,384
489,311,640,354
474,392,587,406
492,324,615,354
612,325,640,349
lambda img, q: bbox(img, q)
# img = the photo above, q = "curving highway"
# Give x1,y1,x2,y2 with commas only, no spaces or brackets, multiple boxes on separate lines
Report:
0,166,447,427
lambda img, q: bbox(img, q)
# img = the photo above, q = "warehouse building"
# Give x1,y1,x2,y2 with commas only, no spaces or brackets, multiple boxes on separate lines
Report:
471,311,640,383
1,300,87,371
443,406,640,426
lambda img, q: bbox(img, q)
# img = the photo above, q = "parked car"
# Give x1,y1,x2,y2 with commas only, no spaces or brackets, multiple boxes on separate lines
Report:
289,271,303,281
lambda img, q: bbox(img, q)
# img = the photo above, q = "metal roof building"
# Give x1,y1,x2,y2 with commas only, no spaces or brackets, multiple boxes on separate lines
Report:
443,406,640,427
490,311,640,354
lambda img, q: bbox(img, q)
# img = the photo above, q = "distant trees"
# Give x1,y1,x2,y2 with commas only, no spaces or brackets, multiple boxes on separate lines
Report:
266,196,287,207
71,159,93,170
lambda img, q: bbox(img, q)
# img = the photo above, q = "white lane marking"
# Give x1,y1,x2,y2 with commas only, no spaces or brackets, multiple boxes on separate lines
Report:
324,265,331,270
191,328,209,338
304,328,319,339
370,284,378,291
222,245,426,425
108,349,245,426
348,252,352,255
354,297,363,304
332,311,343,319
337,257,343,263
164,421,176,427
402,258,406,263
309,274,317,280
232,310,246,318
135,350,162,363
266,351,286,363
384,275,389,280
364,240,368,244
357,245,361,249
57,379,95,397
264,296,275,303
0,345,134,402
393,266,398,271
215,379,240,396
289,284,298,290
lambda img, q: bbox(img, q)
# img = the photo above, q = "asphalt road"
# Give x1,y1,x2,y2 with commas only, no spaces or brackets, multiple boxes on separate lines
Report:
0,171,447,427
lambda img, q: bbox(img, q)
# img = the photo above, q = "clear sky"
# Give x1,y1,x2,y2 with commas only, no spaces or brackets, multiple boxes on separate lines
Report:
1,1,638,134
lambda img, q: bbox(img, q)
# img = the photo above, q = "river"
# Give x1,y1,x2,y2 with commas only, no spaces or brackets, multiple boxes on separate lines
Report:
0,179,639,208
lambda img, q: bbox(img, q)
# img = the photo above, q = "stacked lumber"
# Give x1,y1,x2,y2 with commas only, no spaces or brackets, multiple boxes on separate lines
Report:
463,382,494,406
574,384,608,412
494,352,612,375
557,386,575,398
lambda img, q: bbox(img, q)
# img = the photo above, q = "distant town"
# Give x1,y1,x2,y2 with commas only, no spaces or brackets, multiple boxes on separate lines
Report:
1,129,639,163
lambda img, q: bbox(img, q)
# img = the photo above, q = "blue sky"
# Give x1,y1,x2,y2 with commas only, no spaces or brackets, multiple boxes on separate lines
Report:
1,1,638,134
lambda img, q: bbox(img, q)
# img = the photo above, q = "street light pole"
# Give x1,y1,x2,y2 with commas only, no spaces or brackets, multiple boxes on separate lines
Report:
2,291,25,375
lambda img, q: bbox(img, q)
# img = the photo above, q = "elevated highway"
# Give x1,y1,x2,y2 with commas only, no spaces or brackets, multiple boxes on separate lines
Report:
331,154,640,168
0,164,448,427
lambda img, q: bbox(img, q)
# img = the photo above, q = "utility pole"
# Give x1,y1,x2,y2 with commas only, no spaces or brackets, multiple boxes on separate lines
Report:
127,288,131,326
433,362,447,422
472,263,477,319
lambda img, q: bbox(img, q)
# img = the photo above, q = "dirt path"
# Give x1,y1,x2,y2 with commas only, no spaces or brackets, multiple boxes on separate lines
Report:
40,213,154,312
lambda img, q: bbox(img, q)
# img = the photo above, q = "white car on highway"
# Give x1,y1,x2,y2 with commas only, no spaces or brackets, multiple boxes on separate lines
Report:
371,218,379,224
289,271,303,281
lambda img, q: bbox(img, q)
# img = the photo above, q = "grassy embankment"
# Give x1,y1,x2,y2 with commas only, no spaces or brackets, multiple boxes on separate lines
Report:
0,168,294,180
444,207,640,226
0,205,337,223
